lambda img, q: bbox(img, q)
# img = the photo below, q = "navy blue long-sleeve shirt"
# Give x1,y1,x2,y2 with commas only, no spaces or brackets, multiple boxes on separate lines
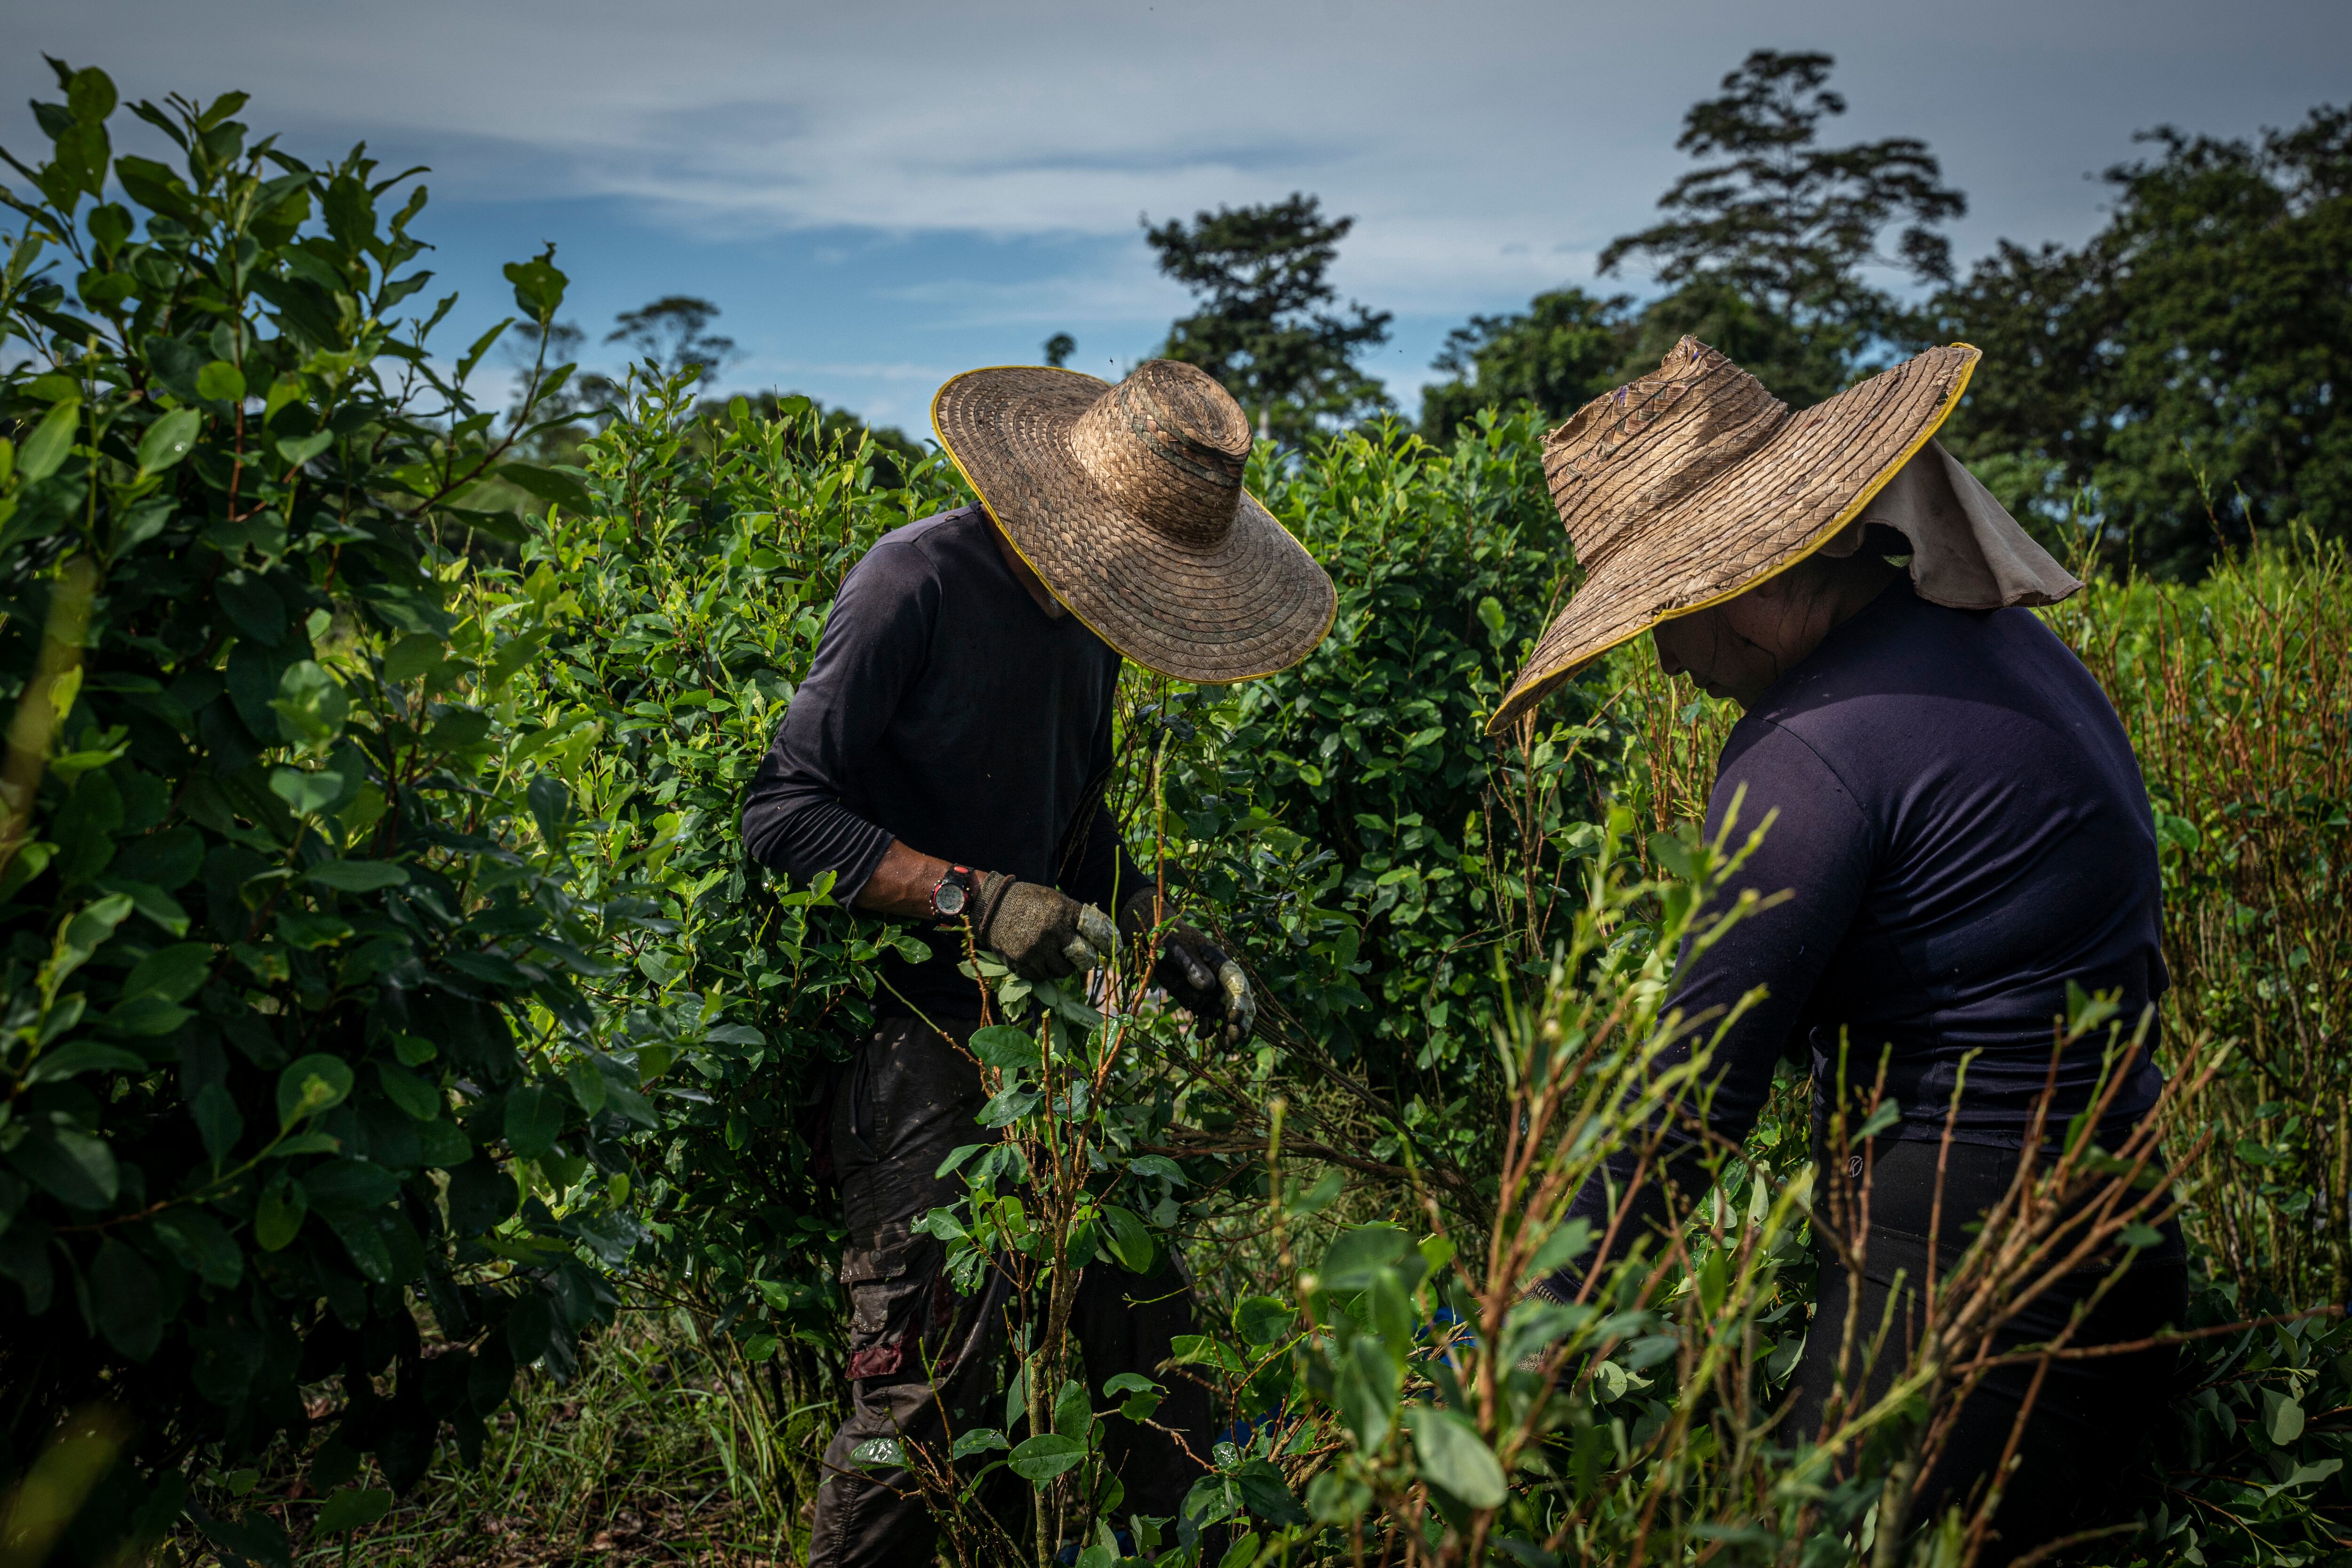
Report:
739,505,1145,1021
1561,580,2166,1275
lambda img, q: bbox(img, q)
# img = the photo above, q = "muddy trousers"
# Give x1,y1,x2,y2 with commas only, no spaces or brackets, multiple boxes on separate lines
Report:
1786,1134,2188,1564
807,1014,1211,1568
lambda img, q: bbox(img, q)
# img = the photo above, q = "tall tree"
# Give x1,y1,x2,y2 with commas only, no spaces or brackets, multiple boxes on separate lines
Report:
1417,288,1635,438
1145,192,1392,444
1042,332,1076,368
1937,104,2352,575
1602,49,1965,402
606,294,737,380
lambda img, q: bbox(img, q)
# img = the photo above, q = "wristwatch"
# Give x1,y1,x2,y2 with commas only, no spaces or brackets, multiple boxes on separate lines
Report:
929,865,978,921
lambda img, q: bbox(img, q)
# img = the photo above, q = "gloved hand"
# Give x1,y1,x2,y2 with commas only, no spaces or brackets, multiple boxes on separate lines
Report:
1118,886,1256,1048
971,871,1117,981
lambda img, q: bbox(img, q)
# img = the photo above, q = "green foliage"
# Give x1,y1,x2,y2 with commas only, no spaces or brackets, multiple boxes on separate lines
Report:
1147,192,1394,443
0,64,626,1561
488,373,964,1389
1147,414,1603,1171
1416,288,1635,439
1936,104,2352,575
2044,539,2352,1305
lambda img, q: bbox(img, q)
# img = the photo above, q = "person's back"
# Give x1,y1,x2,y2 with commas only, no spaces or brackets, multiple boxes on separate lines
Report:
1691,578,2168,1143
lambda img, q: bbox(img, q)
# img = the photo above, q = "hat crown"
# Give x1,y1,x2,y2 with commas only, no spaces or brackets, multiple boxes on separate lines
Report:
1070,360,1251,549
1542,337,1789,572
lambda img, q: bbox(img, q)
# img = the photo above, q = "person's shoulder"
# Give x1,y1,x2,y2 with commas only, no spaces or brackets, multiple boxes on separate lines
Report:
843,505,984,595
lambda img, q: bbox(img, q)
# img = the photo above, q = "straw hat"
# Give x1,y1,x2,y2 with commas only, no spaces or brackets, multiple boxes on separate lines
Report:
1490,336,2075,732
931,359,1337,683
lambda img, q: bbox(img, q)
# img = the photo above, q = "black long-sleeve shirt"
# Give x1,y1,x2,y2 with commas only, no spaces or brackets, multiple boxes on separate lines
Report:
1560,581,2166,1278
739,505,1145,1020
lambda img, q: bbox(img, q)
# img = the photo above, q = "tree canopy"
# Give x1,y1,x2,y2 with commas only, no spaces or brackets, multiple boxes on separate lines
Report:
1416,288,1634,438
1145,192,1392,445
1599,48,1965,404
605,294,736,379
1935,105,2352,575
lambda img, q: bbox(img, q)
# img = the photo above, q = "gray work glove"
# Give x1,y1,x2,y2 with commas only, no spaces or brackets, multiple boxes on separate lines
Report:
1118,886,1255,1048
971,871,1117,981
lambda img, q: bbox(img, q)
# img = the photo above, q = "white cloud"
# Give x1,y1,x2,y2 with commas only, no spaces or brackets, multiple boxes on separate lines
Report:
8,0,2343,428
17,0,2348,302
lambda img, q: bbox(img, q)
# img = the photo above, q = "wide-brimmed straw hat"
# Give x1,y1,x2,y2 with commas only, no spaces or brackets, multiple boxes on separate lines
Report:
1490,337,2079,732
931,359,1336,683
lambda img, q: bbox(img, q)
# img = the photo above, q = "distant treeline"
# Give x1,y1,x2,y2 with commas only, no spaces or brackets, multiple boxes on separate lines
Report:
1411,57,2352,578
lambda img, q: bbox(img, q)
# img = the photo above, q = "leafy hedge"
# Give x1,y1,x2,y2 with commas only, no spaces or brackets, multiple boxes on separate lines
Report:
0,68,644,1563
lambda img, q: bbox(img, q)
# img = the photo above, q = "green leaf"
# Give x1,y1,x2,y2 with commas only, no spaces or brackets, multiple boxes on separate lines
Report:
378,1062,441,1121
315,1487,392,1534
195,359,247,403
275,430,332,467
270,661,350,750
67,67,118,126
1106,1372,1162,1422
1232,1295,1294,1347
277,1053,354,1126
1101,1203,1157,1274
503,1085,564,1158
969,1024,1041,1072
848,1436,902,1469
496,462,594,516
381,633,446,685
565,1057,607,1117
135,407,202,474
304,860,409,892
23,1038,147,1083
1052,1377,1091,1439
275,910,351,949
1316,1224,1410,1291
97,876,191,936
527,773,572,848
123,940,213,1003
192,1082,243,1164
18,398,79,484
8,1122,120,1209
1232,1459,1309,1526
949,1428,1009,1459
1335,1334,1401,1449
502,244,569,325
1403,1406,1506,1508
152,1206,243,1288
216,571,286,646
304,1159,398,1214
1008,1432,1086,1483
100,994,192,1037
2264,1388,2306,1446
254,1179,306,1250
268,766,342,817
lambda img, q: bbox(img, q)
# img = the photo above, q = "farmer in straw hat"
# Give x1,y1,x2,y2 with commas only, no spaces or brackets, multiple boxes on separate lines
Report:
1501,339,2185,1553
742,358,1334,1566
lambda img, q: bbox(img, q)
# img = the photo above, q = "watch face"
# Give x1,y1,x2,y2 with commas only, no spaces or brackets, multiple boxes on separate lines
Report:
935,879,967,916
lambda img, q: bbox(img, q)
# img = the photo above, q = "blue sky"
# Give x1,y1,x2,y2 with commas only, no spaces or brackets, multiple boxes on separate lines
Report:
6,0,2348,434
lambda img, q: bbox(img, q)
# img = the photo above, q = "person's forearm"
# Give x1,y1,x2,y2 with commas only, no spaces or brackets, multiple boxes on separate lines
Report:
854,838,954,919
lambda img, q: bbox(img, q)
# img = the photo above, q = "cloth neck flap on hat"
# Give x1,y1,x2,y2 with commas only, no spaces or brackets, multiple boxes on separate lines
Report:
1818,440,2082,610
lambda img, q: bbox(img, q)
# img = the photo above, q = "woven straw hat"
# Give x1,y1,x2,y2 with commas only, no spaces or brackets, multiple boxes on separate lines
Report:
931,360,1337,683
1490,337,1990,732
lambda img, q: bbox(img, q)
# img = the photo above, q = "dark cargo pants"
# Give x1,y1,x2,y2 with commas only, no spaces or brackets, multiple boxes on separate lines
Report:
807,1014,1211,1568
